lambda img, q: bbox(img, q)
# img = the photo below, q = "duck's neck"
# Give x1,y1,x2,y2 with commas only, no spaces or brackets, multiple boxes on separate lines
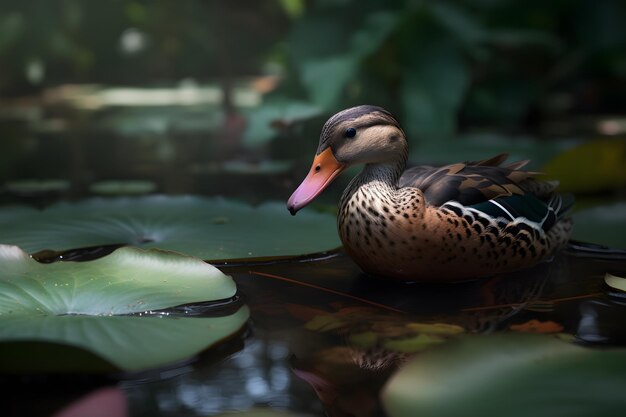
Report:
340,156,407,207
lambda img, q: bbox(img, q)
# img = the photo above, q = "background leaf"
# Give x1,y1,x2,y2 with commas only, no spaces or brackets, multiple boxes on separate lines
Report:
542,139,626,193
401,40,469,138
0,196,341,260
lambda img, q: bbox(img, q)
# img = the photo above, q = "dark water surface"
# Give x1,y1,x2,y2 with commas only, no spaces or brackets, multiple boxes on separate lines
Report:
4,245,626,417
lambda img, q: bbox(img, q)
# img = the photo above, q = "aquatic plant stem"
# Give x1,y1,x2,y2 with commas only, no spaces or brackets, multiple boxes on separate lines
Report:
248,271,406,314
462,292,604,312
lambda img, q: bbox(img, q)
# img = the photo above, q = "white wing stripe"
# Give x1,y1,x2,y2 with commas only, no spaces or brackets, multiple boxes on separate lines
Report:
488,200,516,221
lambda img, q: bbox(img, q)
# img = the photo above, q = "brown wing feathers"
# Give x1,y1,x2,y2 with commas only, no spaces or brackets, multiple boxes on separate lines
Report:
398,153,543,206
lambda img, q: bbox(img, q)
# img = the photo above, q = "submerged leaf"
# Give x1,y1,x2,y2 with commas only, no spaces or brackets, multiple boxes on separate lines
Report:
0,195,341,260
348,332,379,349
509,319,564,334
382,334,626,417
383,334,446,353
305,314,347,332
405,323,465,336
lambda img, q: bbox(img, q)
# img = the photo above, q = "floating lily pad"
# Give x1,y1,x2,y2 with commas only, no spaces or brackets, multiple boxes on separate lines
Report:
0,244,235,315
0,195,341,260
605,274,626,292
1,310,249,372
89,180,157,196
3,179,70,194
382,334,626,417
0,245,248,372
221,160,293,175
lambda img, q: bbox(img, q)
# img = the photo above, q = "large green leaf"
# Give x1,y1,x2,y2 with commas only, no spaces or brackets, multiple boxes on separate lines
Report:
0,245,235,315
0,196,341,259
301,55,358,109
0,245,247,372
296,10,400,109
349,11,400,59
429,1,486,46
382,334,626,417
401,40,469,137
0,310,249,372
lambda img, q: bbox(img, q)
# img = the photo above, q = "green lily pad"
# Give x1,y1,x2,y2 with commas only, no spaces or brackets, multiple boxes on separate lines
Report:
3,179,70,194
0,195,340,260
1,310,249,372
89,180,157,196
0,245,248,372
0,245,235,315
605,274,626,292
221,160,293,175
382,334,626,417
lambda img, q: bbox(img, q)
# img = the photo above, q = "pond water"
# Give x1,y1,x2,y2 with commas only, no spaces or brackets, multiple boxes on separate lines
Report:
3,245,626,416
1,93,626,417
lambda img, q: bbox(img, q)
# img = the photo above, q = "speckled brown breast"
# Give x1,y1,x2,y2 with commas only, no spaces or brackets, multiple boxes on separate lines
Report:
338,184,572,282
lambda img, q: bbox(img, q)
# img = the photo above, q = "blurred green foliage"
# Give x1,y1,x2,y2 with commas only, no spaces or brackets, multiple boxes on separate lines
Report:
0,0,287,93
543,138,626,193
1,0,626,201
272,0,626,139
2,0,625,138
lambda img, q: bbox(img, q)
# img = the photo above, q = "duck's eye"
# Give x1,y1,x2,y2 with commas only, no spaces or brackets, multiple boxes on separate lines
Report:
345,127,357,138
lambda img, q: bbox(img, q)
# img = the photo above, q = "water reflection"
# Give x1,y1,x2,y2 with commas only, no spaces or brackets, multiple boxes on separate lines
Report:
4,238,626,417
576,298,626,345
124,336,324,417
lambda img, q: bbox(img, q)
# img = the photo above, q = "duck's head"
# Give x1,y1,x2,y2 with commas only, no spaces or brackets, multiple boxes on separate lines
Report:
287,105,405,215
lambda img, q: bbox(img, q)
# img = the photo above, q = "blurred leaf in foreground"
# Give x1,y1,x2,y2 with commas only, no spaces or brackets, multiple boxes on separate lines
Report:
382,334,626,417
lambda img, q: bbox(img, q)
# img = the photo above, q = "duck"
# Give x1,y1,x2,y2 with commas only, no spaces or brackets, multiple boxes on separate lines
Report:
287,105,573,282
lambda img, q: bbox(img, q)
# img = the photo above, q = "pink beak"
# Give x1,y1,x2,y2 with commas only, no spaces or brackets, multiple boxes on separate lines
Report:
287,147,346,215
